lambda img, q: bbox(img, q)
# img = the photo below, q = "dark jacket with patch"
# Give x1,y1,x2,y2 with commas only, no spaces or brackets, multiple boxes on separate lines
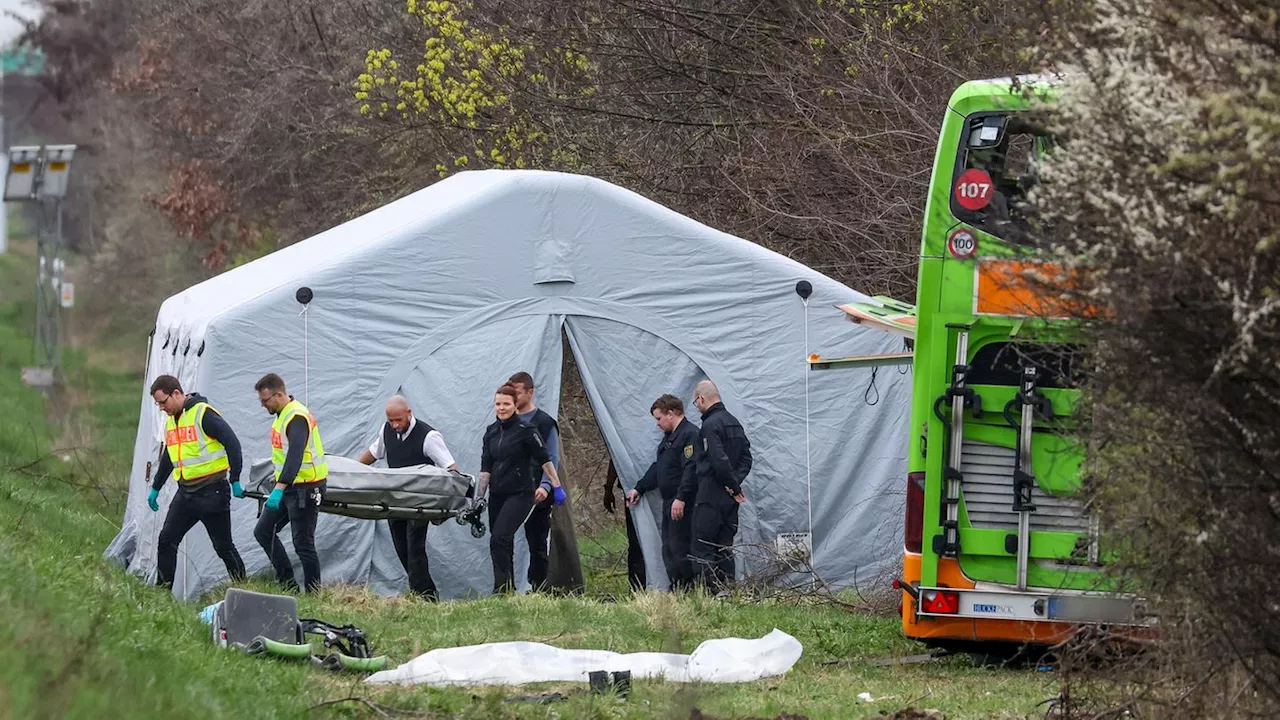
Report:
635,417,700,501
677,402,753,506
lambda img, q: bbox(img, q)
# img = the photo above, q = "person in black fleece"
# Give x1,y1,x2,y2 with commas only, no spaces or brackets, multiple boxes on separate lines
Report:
627,393,701,590
475,384,564,594
149,374,247,590
677,380,753,594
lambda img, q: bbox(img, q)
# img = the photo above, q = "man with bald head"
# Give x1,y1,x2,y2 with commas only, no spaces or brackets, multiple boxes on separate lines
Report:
676,379,753,594
358,394,458,601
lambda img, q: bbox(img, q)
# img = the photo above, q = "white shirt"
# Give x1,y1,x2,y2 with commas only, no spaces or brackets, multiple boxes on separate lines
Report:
367,417,457,468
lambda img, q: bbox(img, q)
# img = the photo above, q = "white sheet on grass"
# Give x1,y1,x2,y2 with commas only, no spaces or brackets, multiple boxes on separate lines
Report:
364,628,803,686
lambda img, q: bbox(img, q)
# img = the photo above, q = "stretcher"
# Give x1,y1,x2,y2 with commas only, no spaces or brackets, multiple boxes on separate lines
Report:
244,455,487,537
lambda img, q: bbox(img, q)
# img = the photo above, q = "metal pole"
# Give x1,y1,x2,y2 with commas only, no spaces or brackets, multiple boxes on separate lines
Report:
0,67,6,255
794,280,815,565
52,199,62,376
31,196,64,379
301,304,309,406
33,199,46,366
803,295,812,549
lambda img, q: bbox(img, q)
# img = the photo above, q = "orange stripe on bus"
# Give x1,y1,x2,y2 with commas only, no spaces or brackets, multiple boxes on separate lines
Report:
974,259,1094,318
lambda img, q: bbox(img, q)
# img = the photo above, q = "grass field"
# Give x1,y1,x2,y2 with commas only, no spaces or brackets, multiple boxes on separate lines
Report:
0,246,1056,719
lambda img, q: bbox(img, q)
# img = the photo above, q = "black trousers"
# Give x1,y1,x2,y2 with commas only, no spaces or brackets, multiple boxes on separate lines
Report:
691,500,739,593
489,491,551,593
660,497,693,590
254,485,322,593
626,503,646,591
156,480,245,588
524,497,553,592
389,519,437,600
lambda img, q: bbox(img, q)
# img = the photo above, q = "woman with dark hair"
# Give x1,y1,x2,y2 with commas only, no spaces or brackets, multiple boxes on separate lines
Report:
476,384,564,593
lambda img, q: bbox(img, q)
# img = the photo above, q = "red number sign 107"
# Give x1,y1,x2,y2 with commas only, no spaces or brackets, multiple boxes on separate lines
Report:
954,168,994,211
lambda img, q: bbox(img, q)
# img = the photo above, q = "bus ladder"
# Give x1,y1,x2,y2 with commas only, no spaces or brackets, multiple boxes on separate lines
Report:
1008,365,1054,590
933,325,983,558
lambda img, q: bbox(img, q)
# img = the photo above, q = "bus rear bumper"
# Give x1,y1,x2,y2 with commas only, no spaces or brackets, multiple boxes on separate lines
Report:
916,585,1147,625
899,553,1154,645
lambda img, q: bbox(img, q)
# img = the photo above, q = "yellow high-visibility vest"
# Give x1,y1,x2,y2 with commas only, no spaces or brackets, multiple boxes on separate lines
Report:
270,399,328,485
164,402,230,482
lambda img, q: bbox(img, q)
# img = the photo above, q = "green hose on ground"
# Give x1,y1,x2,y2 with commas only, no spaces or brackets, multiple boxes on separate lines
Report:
245,636,313,660
318,652,389,673
241,632,389,673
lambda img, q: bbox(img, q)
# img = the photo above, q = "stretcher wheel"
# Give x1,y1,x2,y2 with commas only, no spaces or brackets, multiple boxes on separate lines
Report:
470,524,485,539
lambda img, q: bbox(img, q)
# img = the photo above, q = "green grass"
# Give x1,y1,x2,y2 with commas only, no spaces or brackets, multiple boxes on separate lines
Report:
0,248,1056,718
578,525,635,599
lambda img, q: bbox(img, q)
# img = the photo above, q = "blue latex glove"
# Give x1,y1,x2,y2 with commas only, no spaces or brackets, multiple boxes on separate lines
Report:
230,481,244,498
553,486,567,506
265,488,283,510
147,488,160,512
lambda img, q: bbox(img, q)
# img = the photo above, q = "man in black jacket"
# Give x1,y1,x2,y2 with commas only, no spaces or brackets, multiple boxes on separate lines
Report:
627,394,700,590
149,374,247,590
507,371,567,592
358,394,458,601
676,380,753,593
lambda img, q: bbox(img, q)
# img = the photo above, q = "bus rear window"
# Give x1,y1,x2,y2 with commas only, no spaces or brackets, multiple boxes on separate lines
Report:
968,341,1084,389
950,113,1053,243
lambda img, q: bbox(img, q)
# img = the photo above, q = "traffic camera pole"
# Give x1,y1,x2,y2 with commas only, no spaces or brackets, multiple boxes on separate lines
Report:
4,144,77,390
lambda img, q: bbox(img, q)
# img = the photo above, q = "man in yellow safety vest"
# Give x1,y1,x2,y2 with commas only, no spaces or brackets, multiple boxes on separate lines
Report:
253,373,329,593
149,374,247,590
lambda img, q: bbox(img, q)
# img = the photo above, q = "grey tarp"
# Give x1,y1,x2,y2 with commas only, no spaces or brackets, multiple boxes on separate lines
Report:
104,169,911,601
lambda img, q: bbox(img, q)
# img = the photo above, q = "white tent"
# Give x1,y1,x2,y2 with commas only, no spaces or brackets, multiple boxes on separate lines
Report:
104,170,911,601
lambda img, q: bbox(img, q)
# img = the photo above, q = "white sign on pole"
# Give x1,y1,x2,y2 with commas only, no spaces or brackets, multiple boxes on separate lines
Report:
21,366,54,388
60,282,74,308
39,145,76,198
4,145,40,200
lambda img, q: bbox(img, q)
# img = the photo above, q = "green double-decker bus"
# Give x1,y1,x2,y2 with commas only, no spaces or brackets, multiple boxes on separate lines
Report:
820,75,1146,654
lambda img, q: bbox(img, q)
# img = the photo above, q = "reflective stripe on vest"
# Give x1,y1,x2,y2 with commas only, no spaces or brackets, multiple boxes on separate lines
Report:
164,402,230,482
270,399,328,484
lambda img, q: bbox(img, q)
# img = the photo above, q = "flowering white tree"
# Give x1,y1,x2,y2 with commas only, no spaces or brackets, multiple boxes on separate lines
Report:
1031,1,1280,714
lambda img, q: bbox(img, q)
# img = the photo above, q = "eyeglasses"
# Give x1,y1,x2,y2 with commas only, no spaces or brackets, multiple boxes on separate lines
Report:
154,392,172,407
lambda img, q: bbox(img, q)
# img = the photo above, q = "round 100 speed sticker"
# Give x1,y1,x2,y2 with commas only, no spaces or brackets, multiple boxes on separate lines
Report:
954,168,994,211
947,228,977,260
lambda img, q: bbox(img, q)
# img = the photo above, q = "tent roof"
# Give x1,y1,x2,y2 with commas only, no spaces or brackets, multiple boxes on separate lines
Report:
155,170,849,343
155,171,511,338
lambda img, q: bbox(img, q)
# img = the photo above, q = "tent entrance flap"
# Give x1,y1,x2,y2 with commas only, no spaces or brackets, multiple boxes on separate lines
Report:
563,315,708,589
